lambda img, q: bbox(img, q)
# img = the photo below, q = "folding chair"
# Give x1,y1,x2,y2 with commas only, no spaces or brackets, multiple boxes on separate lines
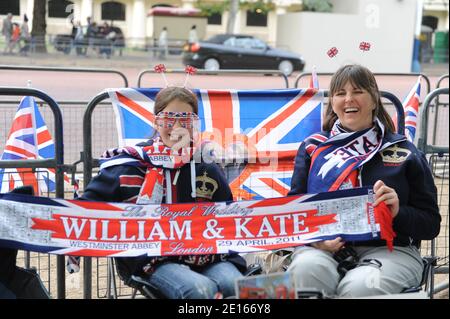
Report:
106,257,262,299
106,258,164,299
402,254,437,297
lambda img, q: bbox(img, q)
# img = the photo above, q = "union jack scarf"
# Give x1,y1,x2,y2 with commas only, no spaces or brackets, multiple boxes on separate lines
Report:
99,138,228,270
99,137,195,204
307,119,401,193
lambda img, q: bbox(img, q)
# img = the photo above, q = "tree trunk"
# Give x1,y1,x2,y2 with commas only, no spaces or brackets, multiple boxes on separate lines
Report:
31,0,47,53
226,0,239,34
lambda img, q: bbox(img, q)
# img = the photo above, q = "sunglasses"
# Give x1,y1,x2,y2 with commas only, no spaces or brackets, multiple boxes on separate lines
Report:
155,112,199,129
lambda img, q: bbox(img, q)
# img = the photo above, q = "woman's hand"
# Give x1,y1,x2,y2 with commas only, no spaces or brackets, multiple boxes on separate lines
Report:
373,180,399,218
170,127,191,152
311,237,345,253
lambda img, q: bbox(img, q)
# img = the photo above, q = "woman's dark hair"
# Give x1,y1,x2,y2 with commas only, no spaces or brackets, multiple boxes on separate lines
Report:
323,64,395,133
154,86,198,115
151,87,198,138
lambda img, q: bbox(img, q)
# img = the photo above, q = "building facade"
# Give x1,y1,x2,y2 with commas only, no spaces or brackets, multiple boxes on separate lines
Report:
1,0,448,50
1,0,304,46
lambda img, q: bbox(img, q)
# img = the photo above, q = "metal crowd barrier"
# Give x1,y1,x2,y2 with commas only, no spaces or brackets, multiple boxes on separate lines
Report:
0,100,114,168
0,87,66,299
436,74,449,90
137,69,290,89
432,74,449,145
0,64,130,185
0,65,129,88
293,72,432,94
417,87,449,297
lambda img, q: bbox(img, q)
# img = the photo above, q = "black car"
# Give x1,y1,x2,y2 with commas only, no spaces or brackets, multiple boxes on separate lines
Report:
182,34,305,75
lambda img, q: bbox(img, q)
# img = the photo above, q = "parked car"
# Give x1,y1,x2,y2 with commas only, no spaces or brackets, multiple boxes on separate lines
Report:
182,34,305,75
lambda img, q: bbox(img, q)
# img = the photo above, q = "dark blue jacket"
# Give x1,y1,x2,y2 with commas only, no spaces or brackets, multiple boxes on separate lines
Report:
289,131,441,248
81,141,246,278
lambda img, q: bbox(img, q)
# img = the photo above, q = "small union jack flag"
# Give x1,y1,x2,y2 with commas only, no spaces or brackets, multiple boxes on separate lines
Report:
359,41,371,51
154,64,166,73
403,77,421,142
185,65,197,75
327,47,339,58
154,64,169,86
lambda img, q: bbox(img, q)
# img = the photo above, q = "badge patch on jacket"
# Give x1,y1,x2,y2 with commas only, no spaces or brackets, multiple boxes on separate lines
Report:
380,145,411,166
196,171,218,200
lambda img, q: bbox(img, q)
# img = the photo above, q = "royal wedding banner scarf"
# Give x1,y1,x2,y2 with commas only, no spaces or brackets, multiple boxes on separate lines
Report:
0,187,396,256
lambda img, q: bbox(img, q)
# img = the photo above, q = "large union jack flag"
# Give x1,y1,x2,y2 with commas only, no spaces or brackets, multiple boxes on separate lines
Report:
108,88,323,199
0,96,64,195
402,76,421,143
228,161,294,200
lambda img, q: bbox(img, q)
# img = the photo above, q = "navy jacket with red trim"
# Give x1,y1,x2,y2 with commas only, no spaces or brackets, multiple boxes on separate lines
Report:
80,141,246,278
289,131,441,248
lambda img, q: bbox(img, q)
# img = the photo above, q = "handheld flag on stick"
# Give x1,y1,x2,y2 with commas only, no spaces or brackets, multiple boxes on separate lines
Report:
309,66,319,89
0,96,69,194
402,76,421,143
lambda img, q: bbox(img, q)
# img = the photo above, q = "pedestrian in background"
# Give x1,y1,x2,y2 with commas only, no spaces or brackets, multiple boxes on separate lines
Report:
73,21,85,56
188,24,198,45
85,17,98,56
19,14,31,56
10,22,21,53
158,26,168,59
2,13,13,54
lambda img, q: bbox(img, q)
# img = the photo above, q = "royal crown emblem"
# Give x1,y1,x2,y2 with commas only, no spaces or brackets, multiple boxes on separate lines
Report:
380,144,411,164
196,171,218,200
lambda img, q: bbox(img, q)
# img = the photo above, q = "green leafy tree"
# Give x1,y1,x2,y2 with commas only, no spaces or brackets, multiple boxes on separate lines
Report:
239,0,275,14
195,1,229,17
302,0,333,12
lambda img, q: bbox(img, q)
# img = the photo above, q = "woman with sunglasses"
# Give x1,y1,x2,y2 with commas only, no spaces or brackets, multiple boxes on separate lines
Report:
81,87,245,298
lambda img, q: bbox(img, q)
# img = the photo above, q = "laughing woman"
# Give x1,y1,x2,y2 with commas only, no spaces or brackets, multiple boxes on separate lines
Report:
288,64,440,297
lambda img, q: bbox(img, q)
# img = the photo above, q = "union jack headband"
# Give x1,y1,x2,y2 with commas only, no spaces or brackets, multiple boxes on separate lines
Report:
326,41,372,60
153,64,198,88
